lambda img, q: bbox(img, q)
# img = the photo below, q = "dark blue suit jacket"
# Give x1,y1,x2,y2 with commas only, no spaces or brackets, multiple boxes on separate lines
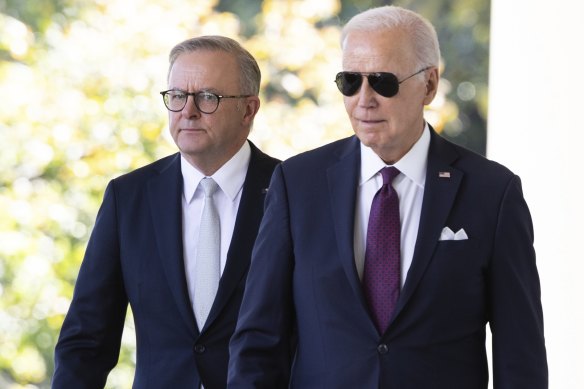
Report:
228,130,547,388
53,141,279,389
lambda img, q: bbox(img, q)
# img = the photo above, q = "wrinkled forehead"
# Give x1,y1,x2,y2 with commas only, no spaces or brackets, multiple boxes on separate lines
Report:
342,28,416,72
168,50,240,90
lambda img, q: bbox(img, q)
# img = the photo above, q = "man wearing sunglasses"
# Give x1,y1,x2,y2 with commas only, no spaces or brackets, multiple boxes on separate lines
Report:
53,36,280,388
229,5,547,388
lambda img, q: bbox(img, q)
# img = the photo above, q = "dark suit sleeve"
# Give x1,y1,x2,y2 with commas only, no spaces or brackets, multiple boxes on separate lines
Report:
53,181,127,389
228,164,295,388
488,175,548,388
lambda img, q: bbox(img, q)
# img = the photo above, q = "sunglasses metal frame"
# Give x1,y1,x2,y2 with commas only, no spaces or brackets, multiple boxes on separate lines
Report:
335,67,432,98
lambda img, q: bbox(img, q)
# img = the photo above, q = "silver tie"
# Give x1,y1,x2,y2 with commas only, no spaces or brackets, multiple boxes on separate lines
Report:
194,177,220,331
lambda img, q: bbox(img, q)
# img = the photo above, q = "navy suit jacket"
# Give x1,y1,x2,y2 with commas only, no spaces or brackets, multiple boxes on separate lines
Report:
228,130,547,388
53,141,279,389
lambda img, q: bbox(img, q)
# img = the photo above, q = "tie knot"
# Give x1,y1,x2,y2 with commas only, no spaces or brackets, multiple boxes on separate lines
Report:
200,177,219,198
380,166,400,186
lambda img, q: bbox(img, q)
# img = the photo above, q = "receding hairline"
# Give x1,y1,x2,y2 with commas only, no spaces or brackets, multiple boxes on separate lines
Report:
166,35,261,95
167,38,238,82
340,5,440,69
167,48,235,78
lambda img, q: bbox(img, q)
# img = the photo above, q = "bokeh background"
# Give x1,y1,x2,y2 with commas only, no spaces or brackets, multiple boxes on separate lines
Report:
1,0,495,387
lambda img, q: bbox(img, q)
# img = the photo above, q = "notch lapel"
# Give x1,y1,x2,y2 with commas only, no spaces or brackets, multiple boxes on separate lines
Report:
147,154,198,333
327,137,369,308
391,131,463,323
202,143,277,331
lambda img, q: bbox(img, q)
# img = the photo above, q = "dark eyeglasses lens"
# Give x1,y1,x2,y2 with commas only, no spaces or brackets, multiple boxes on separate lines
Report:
336,72,362,96
369,73,399,98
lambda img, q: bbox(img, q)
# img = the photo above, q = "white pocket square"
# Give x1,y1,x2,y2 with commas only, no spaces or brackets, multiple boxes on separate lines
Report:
439,227,468,241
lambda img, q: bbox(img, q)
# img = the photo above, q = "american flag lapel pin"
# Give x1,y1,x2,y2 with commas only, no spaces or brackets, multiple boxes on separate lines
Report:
439,171,451,178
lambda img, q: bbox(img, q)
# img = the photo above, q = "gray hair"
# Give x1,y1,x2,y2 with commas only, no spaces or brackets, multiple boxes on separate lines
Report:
341,6,440,70
168,35,261,95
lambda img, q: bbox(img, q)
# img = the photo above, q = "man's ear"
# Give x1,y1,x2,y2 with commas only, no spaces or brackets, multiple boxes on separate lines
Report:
242,96,260,125
423,67,439,105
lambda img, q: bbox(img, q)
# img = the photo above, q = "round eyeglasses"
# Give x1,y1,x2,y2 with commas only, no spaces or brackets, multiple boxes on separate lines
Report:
334,67,431,98
160,90,252,114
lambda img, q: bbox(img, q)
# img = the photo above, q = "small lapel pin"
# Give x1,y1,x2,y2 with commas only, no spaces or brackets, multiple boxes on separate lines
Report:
262,187,269,194
439,171,451,178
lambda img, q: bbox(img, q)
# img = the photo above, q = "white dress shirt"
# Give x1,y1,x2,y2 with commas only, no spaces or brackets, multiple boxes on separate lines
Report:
181,141,251,314
353,124,430,287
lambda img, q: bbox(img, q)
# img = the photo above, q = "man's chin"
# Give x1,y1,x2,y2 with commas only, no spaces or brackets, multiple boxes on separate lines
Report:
355,131,380,149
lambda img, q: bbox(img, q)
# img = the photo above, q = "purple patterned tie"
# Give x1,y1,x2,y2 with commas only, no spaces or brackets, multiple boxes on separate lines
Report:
363,166,401,334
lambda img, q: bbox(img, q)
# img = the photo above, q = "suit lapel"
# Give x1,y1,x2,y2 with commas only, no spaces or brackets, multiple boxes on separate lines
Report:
147,154,198,333
202,142,276,331
327,137,368,307
391,130,463,323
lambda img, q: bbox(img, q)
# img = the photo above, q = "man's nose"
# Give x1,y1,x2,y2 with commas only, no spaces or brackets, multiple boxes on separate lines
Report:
181,95,201,118
357,77,378,107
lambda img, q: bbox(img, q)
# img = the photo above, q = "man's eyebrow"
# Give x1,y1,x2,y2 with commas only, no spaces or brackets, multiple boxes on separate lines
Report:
167,87,220,94
200,87,220,94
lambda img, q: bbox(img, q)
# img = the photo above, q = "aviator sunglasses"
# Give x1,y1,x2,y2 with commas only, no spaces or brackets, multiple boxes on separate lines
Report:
334,67,431,98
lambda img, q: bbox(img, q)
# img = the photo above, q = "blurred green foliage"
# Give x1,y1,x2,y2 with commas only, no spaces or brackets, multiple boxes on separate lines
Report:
0,0,489,387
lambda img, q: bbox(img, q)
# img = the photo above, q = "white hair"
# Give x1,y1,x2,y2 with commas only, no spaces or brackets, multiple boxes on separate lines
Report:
341,5,440,70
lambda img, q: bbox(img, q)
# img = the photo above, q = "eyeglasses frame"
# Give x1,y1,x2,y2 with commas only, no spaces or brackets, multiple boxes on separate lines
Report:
160,90,253,114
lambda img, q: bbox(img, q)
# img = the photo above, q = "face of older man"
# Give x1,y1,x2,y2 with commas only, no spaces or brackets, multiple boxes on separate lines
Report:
342,28,438,164
167,50,259,175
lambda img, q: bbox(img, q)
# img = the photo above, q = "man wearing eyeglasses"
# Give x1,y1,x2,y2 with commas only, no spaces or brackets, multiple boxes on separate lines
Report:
53,36,279,389
228,5,547,388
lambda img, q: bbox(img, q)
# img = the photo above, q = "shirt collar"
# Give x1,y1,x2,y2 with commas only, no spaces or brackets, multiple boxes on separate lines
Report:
181,141,251,203
360,122,430,188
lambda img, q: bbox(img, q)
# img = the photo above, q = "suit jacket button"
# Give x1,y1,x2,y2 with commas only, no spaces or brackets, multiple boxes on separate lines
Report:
377,344,388,354
194,344,206,354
